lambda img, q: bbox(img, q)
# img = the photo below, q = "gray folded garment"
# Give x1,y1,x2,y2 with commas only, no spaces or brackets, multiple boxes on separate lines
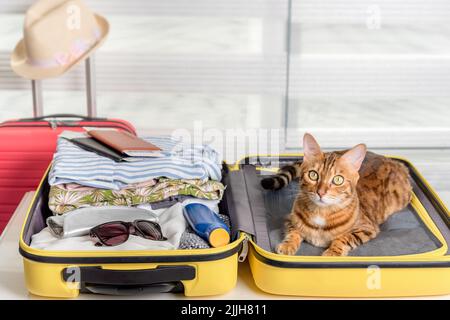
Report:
47,206,158,238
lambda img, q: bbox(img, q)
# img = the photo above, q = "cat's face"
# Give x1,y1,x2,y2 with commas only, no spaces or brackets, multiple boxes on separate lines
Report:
299,134,367,207
299,153,358,206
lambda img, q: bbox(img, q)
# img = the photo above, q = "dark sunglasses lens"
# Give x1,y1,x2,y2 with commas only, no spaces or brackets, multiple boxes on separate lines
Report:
135,221,166,241
103,234,129,246
94,223,129,246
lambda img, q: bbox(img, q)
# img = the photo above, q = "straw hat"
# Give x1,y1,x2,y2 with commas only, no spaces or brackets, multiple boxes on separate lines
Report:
10,0,109,80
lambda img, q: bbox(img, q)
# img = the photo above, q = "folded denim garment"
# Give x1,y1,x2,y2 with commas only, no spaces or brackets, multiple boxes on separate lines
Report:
140,195,193,210
49,178,225,215
138,198,220,214
31,203,187,251
47,206,158,238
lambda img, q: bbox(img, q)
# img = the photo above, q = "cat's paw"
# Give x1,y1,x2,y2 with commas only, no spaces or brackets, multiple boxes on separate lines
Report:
276,242,298,255
322,247,347,256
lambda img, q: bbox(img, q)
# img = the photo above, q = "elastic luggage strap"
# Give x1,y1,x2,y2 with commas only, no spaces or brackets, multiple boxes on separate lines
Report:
225,165,272,250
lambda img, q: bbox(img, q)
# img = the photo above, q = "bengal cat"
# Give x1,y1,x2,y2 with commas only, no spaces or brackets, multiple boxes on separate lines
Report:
261,133,412,256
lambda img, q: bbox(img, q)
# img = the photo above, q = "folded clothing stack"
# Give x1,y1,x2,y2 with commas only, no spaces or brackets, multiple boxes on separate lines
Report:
49,136,222,189
30,134,228,251
49,178,224,215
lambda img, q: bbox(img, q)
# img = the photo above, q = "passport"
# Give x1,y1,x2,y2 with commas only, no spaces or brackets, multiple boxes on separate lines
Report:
88,130,163,157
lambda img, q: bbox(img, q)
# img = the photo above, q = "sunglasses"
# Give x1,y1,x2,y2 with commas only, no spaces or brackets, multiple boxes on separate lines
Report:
90,220,167,247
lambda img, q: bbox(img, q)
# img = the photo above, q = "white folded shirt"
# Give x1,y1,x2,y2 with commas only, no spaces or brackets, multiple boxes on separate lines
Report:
31,203,187,251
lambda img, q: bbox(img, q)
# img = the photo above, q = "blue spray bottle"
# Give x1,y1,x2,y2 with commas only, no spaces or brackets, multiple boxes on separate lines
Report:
183,203,230,247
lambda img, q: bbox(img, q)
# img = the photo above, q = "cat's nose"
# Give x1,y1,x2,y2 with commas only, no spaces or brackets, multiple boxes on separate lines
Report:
317,189,327,198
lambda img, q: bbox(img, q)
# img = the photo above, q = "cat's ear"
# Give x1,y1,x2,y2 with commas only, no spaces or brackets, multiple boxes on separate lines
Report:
339,144,367,171
303,133,323,161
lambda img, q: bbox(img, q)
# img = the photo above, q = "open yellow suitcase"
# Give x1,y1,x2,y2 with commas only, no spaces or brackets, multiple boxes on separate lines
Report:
18,164,245,298
19,155,450,298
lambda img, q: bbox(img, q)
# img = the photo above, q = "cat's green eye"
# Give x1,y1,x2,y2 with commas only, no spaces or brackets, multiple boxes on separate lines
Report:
308,170,319,181
332,175,344,186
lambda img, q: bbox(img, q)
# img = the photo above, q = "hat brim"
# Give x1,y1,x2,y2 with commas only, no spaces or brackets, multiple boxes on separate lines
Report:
10,14,109,80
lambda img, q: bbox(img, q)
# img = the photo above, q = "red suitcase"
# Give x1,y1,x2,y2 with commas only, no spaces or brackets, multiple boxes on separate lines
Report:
0,58,136,233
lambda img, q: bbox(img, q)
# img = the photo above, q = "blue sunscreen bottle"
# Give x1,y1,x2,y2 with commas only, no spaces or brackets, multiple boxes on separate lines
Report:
183,203,230,247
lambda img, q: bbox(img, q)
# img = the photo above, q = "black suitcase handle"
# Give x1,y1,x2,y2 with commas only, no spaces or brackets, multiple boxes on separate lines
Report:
62,265,196,295
83,283,183,296
18,113,106,122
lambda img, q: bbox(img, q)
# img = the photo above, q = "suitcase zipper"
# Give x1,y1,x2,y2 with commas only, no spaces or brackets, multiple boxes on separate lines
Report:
0,123,134,134
238,234,250,262
49,120,57,130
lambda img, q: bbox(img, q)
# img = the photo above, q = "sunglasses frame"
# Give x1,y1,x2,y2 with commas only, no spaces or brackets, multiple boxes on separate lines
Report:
89,219,167,247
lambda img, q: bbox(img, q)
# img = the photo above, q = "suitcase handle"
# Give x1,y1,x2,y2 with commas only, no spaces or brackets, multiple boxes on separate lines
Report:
31,57,97,118
17,114,106,122
62,265,196,295
83,282,182,296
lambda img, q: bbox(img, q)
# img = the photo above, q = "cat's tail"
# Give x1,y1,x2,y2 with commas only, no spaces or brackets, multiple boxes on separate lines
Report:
261,164,300,190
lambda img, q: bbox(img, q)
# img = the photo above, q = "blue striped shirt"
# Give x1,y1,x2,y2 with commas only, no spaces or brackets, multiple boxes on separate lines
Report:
48,136,222,189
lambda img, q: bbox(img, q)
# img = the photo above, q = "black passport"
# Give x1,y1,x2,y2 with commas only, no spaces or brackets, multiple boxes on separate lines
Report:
67,137,126,162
